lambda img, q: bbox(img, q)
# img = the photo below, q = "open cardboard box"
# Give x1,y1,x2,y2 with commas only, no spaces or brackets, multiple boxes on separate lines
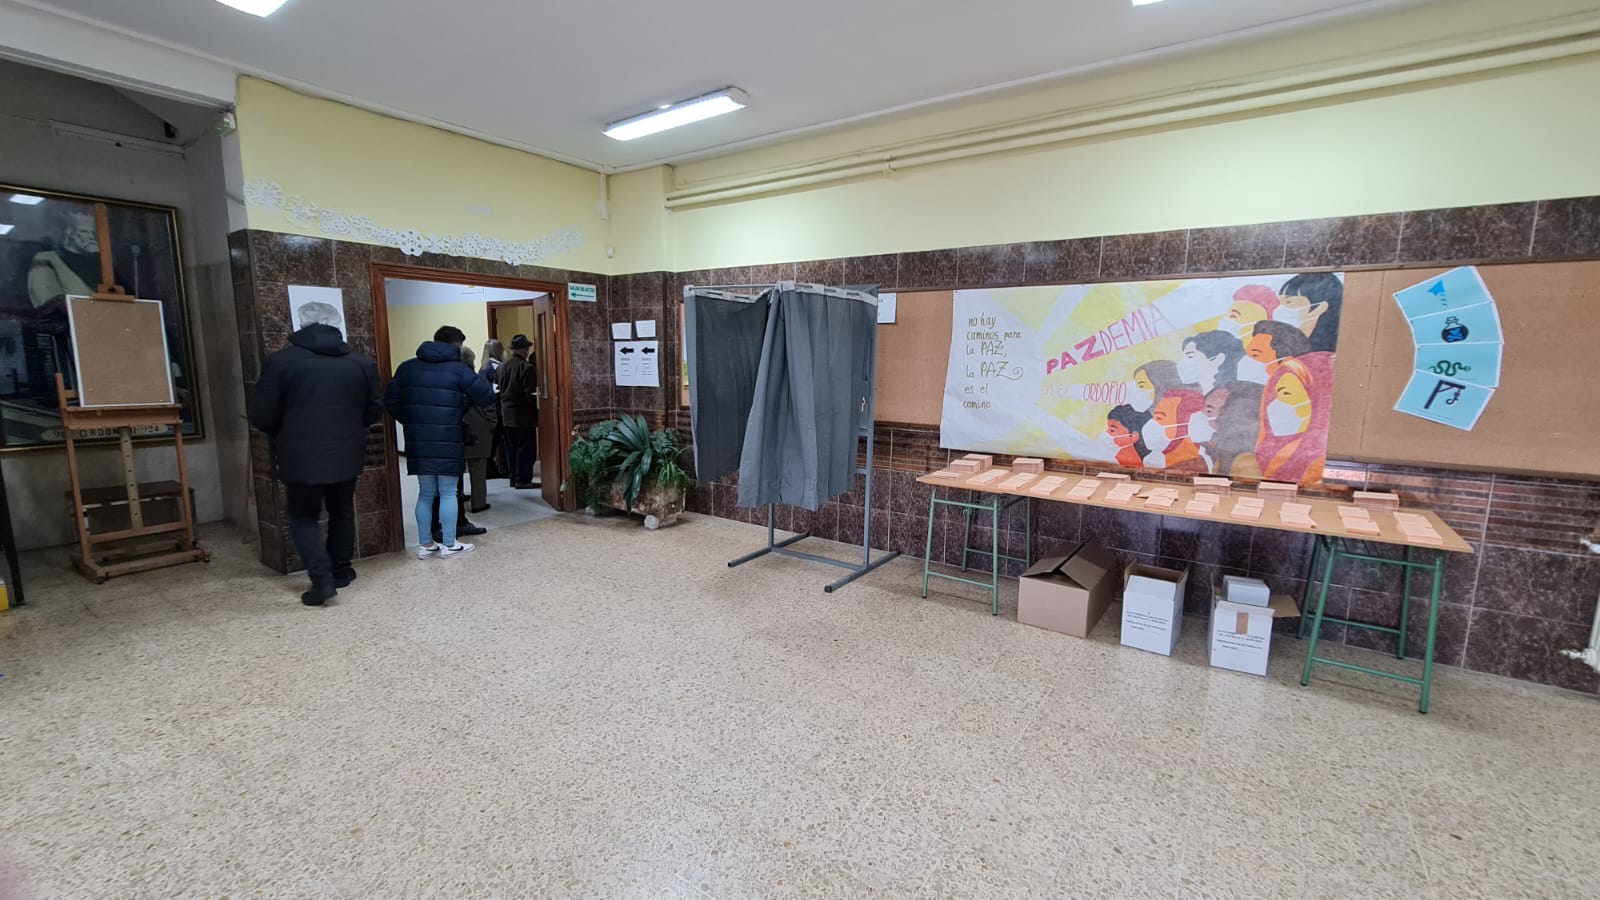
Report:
1018,543,1119,638
1121,563,1188,656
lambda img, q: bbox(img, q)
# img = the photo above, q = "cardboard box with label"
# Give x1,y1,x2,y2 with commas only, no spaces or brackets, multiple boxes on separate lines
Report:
1018,543,1120,638
1209,595,1301,676
1121,563,1188,656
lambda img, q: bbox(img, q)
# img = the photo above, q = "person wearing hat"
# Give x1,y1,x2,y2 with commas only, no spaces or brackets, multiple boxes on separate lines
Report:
496,333,539,489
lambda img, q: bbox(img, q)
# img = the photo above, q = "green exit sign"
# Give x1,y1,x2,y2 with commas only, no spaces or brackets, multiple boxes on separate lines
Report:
568,282,597,303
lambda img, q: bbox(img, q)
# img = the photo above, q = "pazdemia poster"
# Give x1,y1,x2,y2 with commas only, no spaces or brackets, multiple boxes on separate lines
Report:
939,273,1344,484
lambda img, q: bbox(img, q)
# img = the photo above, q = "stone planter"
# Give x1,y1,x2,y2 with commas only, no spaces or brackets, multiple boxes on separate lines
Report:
602,480,686,530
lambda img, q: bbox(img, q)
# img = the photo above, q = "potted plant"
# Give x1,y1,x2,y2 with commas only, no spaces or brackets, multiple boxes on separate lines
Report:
564,415,693,529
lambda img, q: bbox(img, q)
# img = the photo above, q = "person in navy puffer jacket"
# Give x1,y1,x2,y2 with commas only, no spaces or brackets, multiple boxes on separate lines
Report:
385,325,496,558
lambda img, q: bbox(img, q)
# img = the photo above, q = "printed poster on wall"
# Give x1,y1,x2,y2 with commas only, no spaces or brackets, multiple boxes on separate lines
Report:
1391,266,1503,431
939,273,1344,484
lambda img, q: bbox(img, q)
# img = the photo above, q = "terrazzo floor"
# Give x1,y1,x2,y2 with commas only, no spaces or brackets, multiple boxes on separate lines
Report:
1,512,1596,899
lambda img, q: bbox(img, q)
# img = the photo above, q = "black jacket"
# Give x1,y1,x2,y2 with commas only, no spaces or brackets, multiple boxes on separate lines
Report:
385,341,496,476
497,353,538,429
252,324,382,485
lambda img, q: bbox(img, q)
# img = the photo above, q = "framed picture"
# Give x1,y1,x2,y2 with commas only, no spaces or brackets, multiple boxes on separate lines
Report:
0,183,202,450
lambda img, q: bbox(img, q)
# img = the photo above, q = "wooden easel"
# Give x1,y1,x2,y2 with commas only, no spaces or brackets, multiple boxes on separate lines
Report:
55,204,208,582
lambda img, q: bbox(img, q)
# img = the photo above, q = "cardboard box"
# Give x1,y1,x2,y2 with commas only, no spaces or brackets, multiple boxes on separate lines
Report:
1018,543,1120,638
1222,575,1271,607
1209,595,1301,676
1121,563,1188,656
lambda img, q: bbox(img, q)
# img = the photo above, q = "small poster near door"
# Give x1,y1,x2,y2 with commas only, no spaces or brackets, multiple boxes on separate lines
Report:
614,341,660,387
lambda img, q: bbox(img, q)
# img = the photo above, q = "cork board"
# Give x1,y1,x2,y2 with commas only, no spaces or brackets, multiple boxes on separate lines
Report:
66,296,174,407
879,263,1600,479
875,291,952,424
1345,262,1600,477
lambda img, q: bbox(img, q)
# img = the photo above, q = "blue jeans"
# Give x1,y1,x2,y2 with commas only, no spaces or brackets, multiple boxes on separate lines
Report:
416,475,458,546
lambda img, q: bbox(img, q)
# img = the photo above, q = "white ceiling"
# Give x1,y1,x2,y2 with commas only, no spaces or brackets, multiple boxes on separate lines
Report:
14,0,1436,170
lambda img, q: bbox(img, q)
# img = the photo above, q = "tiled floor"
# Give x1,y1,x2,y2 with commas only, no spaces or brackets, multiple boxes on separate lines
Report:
1,513,1596,898
398,468,557,547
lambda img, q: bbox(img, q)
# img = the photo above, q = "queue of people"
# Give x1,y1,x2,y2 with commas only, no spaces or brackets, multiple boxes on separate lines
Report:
252,321,538,606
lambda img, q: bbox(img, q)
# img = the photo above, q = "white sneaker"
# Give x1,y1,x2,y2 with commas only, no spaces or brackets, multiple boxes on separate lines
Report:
418,543,440,559
440,542,474,558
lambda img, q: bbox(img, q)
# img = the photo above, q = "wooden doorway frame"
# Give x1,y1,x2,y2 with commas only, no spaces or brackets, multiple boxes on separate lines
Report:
369,263,575,553
486,298,537,342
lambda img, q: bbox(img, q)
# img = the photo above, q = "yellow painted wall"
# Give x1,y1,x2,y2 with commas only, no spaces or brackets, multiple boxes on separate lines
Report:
607,167,673,274
493,305,535,345
665,55,1600,269
235,77,609,274
387,303,491,375
646,0,1600,271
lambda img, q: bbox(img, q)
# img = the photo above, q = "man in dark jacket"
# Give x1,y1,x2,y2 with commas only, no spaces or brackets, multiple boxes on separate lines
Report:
385,325,496,557
252,323,382,607
497,334,539,489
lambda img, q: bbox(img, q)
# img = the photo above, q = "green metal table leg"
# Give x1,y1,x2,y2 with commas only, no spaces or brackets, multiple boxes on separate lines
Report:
961,505,974,572
922,490,937,599
1300,539,1341,687
990,495,1001,616
1397,546,1413,660
1298,535,1325,640
1419,554,1443,714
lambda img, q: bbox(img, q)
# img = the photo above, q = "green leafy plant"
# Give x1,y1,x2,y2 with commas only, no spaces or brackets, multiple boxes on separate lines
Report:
563,415,691,513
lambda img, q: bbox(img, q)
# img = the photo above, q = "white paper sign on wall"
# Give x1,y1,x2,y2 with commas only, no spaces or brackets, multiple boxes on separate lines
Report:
569,283,598,302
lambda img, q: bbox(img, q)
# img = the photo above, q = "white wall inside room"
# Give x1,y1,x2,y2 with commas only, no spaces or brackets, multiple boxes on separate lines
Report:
0,58,246,551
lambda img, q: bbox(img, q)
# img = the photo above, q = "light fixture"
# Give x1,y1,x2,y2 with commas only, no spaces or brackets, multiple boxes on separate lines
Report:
1131,0,1170,5
8,194,43,205
214,0,290,16
0,224,14,235
603,88,749,142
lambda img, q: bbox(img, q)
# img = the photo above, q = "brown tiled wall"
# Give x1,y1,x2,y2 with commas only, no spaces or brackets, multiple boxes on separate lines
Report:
230,229,610,573
656,195,1600,695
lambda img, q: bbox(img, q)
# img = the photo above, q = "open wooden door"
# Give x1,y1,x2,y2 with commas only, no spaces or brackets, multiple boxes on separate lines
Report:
533,293,570,510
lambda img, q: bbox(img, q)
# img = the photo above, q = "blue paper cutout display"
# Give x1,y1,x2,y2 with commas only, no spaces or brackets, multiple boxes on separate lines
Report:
1392,267,1503,431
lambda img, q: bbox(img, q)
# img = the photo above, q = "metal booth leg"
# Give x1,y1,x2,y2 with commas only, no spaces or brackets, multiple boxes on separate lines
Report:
922,490,938,599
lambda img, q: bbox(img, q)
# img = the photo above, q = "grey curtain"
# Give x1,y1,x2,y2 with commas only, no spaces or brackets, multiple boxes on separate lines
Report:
736,286,878,511
684,289,771,485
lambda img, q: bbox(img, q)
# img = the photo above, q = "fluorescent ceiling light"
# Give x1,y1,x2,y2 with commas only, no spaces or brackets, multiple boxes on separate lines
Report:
1131,0,1170,5
604,88,749,142
0,224,14,235
214,0,290,16
8,194,44,205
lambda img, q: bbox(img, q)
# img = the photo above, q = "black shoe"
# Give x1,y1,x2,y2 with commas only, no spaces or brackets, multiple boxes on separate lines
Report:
457,524,487,537
334,570,357,589
471,504,492,513
431,530,444,545
302,586,336,607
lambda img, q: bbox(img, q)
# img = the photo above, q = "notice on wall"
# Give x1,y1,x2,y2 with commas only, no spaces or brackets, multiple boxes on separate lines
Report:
1392,266,1503,431
614,340,659,387
288,285,346,338
635,319,657,338
611,321,633,340
877,293,898,325
939,273,1345,484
